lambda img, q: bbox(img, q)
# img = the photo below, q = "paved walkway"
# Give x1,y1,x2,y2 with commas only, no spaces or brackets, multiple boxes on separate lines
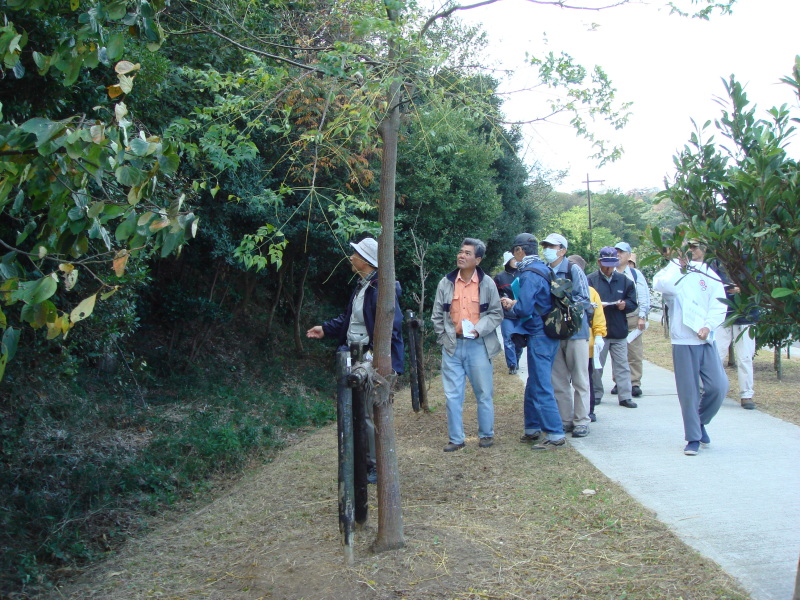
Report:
515,351,800,600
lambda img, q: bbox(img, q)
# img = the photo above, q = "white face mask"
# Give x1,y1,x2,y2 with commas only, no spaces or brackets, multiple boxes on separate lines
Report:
542,248,559,264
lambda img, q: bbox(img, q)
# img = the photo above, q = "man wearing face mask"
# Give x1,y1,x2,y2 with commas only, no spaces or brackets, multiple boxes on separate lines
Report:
587,247,639,409
540,233,594,437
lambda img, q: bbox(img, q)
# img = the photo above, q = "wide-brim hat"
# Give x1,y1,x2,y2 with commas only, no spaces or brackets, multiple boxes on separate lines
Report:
502,251,514,266
350,238,379,268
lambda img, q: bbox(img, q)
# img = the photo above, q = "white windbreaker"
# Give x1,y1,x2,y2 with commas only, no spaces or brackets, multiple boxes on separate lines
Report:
652,259,727,345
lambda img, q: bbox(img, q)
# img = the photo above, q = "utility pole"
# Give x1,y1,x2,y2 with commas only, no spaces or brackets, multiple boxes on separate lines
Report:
584,174,605,253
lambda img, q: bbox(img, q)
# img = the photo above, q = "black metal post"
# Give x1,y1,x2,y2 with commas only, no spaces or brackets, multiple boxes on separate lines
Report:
336,350,355,564
351,386,369,525
405,310,421,412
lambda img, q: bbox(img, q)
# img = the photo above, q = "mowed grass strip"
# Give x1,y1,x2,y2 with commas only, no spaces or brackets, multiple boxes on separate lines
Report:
56,345,751,600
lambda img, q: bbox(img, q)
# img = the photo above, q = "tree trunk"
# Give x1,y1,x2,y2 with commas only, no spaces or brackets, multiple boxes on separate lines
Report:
266,260,287,338
370,68,404,552
293,261,309,353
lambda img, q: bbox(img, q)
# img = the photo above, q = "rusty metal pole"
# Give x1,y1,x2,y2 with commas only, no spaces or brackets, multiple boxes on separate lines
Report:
336,350,355,564
414,316,428,411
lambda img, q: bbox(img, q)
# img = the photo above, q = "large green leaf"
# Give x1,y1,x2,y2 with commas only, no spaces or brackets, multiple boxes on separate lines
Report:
19,118,67,146
10,275,58,304
115,164,146,187
2,326,20,361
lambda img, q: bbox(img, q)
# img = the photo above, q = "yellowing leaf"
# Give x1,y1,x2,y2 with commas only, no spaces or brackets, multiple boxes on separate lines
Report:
70,294,97,323
70,0,79,10
114,61,141,75
107,84,124,99
113,251,129,277
58,263,75,274
90,124,105,143
100,287,119,301
149,218,170,232
64,268,79,291
118,74,135,94
114,101,128,123
37,246,47,259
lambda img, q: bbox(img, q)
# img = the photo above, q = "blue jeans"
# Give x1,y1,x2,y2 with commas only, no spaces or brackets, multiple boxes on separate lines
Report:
501,318,523,369
441,337,494,444
523,334,565,440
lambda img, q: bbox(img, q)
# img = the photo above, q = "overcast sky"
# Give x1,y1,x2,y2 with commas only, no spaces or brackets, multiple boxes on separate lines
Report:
448,0,800,193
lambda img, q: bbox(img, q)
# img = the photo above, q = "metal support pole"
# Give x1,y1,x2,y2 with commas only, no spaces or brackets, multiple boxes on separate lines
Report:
405,310,421,412
351,386,369,525
584,174,604,253
336,350,355,564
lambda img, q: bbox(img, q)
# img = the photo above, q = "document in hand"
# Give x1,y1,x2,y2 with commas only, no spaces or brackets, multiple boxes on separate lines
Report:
461,319,477,339
626,321,648,343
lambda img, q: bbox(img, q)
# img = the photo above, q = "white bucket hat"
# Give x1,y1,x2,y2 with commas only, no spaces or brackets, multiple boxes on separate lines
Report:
350,238,379,268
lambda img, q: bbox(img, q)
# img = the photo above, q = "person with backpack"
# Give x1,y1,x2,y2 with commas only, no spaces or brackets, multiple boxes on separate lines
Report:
587,247,639,409
494,251,523,375
499,233,566,450
609,241,651,398
540,233,593,437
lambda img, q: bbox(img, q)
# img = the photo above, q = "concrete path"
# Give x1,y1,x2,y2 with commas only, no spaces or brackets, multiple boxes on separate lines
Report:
515,352,800,600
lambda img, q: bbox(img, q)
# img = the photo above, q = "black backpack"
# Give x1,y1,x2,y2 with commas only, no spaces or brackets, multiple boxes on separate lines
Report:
523,261,584,340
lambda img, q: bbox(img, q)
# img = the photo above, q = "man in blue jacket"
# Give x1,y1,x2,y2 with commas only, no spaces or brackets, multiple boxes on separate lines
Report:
306,237,404,478
587,246,639,409
500,233,567,450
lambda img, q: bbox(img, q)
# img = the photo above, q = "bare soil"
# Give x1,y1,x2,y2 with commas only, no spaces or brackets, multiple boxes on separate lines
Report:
51,348,752,600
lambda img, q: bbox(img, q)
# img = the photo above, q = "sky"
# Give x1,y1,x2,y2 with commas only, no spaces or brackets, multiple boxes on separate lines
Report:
445,0,800,193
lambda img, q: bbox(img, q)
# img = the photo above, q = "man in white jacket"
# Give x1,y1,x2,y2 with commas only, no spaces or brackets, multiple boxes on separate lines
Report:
652,242,729,456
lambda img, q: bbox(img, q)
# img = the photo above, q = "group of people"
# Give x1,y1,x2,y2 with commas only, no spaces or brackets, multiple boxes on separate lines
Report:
307,234,757,465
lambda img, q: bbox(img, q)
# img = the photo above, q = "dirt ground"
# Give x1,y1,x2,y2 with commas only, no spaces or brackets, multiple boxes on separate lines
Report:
50,347,753,600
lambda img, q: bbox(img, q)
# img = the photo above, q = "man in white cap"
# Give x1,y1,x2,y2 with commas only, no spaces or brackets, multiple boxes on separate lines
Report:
611,241,650,398
494,250,522,374
306,237,405,478
540,233,593,437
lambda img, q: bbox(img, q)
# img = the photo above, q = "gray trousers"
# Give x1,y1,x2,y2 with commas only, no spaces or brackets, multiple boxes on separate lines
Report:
553,338,591,427
593,337,633,402
672,343,728,442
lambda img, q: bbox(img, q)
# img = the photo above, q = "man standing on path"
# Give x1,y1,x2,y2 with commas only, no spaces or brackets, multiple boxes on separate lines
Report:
306,237,405,481
500,233,567,450
610,242,651,398
494,251,523,375
431,238,503,452
712,258,758,410
541,233,593,438
587,247,639,410
653,241,729,455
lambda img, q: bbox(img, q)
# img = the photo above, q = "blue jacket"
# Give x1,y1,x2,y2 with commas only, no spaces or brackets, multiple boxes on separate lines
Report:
322,270,405,374
509,259,552,336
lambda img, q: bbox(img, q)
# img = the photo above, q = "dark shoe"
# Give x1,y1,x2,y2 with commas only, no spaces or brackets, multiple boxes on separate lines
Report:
563,423,575,433
572,425,589,438
619,399,638,408
589,412,597,422
741,398,755,410
610,385,618,395
700,424,710,445
367,465,378,484
443,442,465,452
631,385,642,397
684,441,700,455
532,437,566,450
519,431,542,443
508,367,517,375
478,437,494,448
594,396,602,405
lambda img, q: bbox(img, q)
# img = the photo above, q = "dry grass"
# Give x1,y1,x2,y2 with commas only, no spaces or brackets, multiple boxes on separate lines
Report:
643,322,800,426
52,354,751,600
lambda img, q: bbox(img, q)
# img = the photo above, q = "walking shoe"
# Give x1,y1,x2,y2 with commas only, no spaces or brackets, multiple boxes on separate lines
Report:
684,441,700,455
478,437,494,448
631,385,642,397
563,423,575,433
741,398,755,410
443,442,465,452
588,412,597,422
610,385,618,395
519,431,542,443
532,437,566,450
572,425,589,438
618,399,638,408
700,424,710,445
508,367,518,375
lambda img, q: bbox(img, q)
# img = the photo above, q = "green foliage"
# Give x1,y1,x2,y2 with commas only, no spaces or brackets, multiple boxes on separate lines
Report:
653,59,800,345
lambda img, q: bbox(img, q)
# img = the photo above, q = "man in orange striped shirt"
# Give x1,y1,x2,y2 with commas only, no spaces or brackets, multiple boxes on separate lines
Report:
432,238,503,452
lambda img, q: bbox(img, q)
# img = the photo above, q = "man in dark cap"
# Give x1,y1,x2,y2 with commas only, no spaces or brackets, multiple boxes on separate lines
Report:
307,237,405,479
499,233,567,450
587,247,639,409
